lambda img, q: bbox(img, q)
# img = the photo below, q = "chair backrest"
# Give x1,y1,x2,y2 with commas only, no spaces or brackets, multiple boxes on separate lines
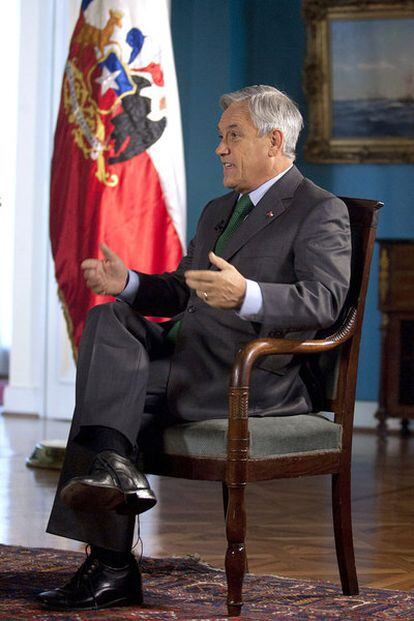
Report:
302,197,383,431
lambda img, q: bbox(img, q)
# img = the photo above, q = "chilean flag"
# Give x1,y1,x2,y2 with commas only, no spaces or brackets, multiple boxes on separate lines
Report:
50,0,186,353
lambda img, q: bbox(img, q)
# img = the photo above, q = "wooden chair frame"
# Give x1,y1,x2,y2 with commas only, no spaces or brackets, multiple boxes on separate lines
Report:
146,197,383,617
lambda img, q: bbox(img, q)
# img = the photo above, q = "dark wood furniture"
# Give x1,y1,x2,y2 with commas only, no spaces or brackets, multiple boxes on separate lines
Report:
144,197,382,617
376,239,414,436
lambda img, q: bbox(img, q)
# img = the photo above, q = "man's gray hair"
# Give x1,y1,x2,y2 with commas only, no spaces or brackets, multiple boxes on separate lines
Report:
220,85,303,159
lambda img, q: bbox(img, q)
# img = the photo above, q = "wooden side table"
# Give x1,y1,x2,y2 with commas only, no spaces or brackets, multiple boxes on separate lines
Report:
376,239,414,436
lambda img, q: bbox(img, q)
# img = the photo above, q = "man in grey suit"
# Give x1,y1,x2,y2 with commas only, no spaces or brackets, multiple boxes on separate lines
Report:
39,85,351,611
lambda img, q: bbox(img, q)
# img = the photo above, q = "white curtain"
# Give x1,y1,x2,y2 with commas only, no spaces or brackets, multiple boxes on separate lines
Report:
3,0,80,415
0,3,21,375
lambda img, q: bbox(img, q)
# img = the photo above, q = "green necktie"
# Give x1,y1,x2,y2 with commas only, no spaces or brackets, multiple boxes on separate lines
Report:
214,194,254,256
167,194,254,345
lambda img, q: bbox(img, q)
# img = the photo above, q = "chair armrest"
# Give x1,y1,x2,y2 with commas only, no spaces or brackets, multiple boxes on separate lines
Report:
230,307,358,389
224,307,358,481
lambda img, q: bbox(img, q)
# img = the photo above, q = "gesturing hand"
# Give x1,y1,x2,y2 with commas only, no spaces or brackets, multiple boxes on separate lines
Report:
185,251,247,309
81,243,128,296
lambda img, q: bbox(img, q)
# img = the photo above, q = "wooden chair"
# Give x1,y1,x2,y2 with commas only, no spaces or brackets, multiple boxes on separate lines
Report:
143,197,383,617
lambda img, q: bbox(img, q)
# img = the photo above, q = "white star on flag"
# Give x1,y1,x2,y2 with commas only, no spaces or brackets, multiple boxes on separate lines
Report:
95,66,122,95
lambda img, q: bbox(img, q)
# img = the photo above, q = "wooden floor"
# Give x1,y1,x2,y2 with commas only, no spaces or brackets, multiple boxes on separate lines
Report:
1,413,414,591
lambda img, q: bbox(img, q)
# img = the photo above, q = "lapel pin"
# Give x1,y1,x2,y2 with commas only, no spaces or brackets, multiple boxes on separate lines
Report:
266,210,274,218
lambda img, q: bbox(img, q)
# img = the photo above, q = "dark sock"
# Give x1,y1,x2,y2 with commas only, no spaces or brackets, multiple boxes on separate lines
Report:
76,425,132,458
91,545,132,568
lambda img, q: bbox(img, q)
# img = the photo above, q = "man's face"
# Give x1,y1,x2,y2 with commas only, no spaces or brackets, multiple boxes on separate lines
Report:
216,102,274,194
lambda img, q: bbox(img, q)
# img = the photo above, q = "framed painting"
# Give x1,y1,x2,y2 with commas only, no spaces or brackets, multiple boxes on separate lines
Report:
302,0,414,163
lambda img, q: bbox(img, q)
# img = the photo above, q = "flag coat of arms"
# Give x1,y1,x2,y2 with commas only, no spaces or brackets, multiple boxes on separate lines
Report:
50,0,186,353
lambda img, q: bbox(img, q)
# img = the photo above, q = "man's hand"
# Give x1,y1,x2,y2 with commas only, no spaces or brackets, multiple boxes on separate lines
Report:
81,243,128,296
185,251,247,309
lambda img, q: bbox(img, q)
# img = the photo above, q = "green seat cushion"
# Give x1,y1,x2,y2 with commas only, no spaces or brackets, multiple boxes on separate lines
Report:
161,414,342,459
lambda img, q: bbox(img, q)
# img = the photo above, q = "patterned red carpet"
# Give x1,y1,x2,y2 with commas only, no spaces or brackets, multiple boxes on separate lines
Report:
0,544,413,620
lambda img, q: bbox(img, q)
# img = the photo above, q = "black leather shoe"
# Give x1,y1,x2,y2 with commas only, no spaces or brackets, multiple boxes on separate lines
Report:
60,450,157,515
37,553,142,610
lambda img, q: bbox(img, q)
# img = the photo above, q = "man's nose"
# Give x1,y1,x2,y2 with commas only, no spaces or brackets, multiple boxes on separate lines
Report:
215,139,230,156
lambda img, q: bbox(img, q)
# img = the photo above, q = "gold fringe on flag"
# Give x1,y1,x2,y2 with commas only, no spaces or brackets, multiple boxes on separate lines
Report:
57,287,78,364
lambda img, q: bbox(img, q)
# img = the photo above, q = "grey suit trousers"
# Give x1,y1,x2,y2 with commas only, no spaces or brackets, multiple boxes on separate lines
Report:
47,300,178,552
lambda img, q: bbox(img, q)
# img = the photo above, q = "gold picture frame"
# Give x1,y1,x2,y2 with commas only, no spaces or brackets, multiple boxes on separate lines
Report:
302,0,414,163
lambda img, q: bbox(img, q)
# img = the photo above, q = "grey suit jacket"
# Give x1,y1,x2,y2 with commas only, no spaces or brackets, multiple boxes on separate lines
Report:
132,166,351,421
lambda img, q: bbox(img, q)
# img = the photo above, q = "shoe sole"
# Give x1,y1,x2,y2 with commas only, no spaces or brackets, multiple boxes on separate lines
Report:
60,481,157,515
38,595,143,611
116,490,157,515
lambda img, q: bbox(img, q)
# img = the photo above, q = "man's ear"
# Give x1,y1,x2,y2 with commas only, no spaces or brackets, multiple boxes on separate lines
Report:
268,129,283,155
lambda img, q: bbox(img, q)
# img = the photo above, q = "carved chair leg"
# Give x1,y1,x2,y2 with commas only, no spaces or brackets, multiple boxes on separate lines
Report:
401,418,410,438
222,481,229,521
225,483,247,617
375,407,388,439
332,471,359,595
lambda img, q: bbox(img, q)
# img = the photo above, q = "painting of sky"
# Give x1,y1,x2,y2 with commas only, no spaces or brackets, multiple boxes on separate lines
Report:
331,18,414,137
331,18,414,101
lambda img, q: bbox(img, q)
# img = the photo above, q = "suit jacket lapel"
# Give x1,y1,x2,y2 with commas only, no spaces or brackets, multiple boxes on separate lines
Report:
197,191,238,268
220,165,304,262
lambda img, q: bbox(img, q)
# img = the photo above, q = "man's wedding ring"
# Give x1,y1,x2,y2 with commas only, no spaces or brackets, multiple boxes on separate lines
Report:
203,291,208,301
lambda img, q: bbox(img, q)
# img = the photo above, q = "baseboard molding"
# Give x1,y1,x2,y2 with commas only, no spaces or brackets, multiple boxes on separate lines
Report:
354,400,401,431
3,385,43,416
0,393,403,431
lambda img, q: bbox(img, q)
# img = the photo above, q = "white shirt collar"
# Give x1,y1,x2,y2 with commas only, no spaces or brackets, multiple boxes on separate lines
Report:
239,164,294,206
